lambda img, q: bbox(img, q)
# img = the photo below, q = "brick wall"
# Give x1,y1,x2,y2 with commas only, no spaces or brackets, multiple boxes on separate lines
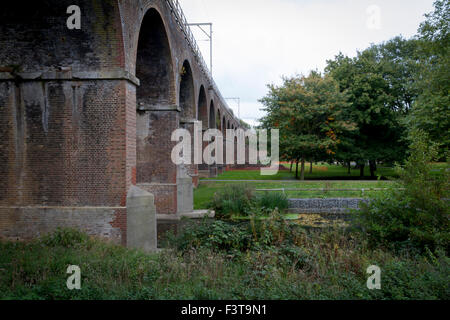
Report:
0,0,242,244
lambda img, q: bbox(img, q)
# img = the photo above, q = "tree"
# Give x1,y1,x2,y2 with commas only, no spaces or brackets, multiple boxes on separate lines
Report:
325,37,418,177
260,71,354,180
354,129,449,252
408,0,450,158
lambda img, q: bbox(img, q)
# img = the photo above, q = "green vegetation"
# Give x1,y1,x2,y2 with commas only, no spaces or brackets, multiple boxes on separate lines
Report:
259,71,354,180
1,224,448,300
209,184,254,218
202,164,398,181
409,0,449,157
324,37,415,176
1,1,448,302
202,169,297,181
256,192,289,213
2,134,448,299
208,184,289,219
195,180,397,210
259,0,449,176
354,130,450,253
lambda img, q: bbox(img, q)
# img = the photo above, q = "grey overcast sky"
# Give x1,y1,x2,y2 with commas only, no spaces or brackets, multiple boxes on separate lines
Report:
180,0,435,126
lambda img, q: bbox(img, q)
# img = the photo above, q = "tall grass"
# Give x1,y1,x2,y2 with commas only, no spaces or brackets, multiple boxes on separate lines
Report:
208,185,289,218
209,184,254,218
256,191,289,212
1,227,448,300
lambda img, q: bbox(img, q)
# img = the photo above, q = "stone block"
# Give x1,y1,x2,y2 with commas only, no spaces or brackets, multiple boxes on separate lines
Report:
126,186,157,252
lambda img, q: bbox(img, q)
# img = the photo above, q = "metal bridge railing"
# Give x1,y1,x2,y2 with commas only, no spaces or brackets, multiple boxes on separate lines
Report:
165,0,235,118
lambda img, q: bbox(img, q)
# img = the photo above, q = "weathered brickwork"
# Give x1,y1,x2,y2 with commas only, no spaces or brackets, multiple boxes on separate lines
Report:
138,184,177,215
0,80,128,207
0,0,241,246
0,207,124,243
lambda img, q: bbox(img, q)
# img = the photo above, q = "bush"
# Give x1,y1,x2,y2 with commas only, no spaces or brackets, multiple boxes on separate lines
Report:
209,184,254,219
173,219,252,252
353,130,450,253
209,185,290,219
41,228,90,248
173,209,302,253
256,191,289,212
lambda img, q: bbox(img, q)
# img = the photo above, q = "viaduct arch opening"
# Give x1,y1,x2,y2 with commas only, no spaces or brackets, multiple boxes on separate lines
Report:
196,86,209,179
209,101,216,129
179,60,195,119
178,60,197,192
136,9,174,108
135,8,180,215
198,86,208,130
216,109,222,131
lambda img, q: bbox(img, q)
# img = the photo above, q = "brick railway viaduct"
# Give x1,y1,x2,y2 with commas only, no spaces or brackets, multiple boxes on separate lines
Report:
0,0,244,246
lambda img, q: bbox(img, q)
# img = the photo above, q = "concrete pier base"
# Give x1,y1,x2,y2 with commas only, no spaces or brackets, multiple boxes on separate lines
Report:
127,186,157,252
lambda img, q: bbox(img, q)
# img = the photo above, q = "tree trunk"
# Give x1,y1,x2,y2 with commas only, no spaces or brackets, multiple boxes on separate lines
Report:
360,163,365,179
295,160,299,179
347,162,351,174
290,161,294,172
300,158,306,180
369,160,377,178
309,161,313,174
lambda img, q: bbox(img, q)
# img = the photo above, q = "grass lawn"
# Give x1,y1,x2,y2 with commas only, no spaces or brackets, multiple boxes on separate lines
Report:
195,163,448,210
194,180,397,210
202,163,399,181
202,169,297,180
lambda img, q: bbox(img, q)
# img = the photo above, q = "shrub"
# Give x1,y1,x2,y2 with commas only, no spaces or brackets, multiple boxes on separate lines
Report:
209,184,254,219
173,209,301,253
41,228,90,248
209,185,291,219
256,191,289,212
353,130,450,253
173,219,252,252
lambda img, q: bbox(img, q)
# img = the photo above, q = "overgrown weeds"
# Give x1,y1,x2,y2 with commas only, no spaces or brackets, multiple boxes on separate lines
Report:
208,184,289,219
1,223,448,300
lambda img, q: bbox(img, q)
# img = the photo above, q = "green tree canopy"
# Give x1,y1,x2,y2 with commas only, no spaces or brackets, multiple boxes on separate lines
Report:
325,37,419,176
259,71,354,179
408,0,449,158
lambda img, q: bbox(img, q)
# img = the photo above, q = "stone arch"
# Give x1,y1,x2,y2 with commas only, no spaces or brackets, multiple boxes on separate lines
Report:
0,1,125,73
198,86,208,130
222,117,226,133
209,101,216,129
178,60,197,193
136,8,174,108
216,109,222,131
179,60,195,119
135,7,180,215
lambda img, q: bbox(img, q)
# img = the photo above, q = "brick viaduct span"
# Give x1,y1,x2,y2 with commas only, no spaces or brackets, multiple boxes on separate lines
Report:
0,0,243,245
